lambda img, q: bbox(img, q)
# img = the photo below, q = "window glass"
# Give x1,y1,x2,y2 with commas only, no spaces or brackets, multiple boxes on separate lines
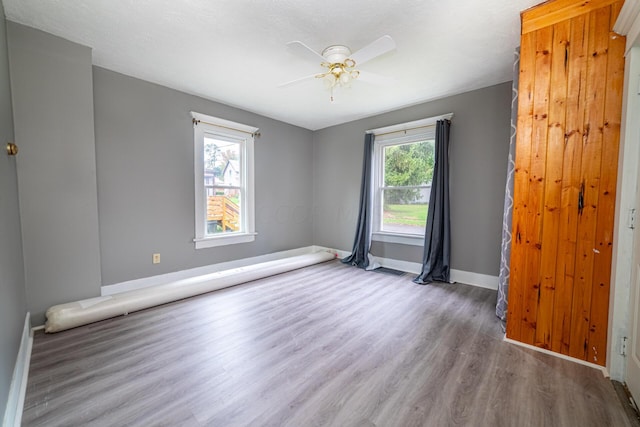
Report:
380,139,434,235
204,136,242,236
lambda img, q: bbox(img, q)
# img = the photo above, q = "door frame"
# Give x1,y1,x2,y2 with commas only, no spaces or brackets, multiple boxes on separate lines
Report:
609,0,640,381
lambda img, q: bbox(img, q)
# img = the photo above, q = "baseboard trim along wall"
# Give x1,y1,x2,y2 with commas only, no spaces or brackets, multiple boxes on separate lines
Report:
2,312,33,427
50,252,337,333
102,246,321,295
102,245,499,296
503,336,609,378
317,246,499,290
449,269,499,291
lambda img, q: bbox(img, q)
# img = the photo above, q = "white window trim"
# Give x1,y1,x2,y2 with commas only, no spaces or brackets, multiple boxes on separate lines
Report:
370,113,452,246
372,231,426,246
191,111,258,249
365,113,453,136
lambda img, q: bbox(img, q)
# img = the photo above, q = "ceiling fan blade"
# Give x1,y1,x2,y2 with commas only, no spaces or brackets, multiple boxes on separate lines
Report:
350,35,396,66
277,73,321,88
286,41,326,64
357,70,395,85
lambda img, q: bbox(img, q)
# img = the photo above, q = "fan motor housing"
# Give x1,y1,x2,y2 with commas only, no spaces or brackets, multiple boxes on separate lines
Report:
321,45,352,64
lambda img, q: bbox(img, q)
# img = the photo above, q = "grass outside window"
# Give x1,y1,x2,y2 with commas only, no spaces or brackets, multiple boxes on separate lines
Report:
383,203,428,227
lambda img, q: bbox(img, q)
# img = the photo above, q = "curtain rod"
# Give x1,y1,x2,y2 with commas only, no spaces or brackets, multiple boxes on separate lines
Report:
365,113,453,136
192,118,261,137
371,123,435,138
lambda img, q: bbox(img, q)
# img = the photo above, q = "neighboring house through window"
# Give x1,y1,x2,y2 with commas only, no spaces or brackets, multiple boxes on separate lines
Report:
222,159,241,187
191,111,258,249
371,113,452,246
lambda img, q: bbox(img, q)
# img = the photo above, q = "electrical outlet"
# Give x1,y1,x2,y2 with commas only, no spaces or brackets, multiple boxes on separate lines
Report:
152,253,161,264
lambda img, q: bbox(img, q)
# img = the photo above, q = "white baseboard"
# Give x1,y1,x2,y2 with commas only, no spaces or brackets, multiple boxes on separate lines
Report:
373,256,422,275
450,269,498,290
103,244,499,296
2,312,33,427
102,246,325,296
316,246,499,290
503,336,609,377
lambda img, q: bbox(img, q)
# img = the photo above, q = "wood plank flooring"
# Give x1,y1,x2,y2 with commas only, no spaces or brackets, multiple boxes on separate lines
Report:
22,260,631,426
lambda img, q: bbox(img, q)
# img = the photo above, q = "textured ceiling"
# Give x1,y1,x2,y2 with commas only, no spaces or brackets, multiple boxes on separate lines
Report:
3,0,541,130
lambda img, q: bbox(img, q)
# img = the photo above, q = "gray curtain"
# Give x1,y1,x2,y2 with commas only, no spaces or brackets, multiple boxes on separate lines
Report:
342,133,374,269
414,120,451,284
496,48,520,321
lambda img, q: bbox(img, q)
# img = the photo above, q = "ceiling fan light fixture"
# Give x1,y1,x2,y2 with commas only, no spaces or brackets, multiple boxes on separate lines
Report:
323,62,357,88
281,36,396,102
330,65,340,77
323,73,337,89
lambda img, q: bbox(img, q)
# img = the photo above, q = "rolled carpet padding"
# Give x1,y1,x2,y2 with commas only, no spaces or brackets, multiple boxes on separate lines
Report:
45,251,337,333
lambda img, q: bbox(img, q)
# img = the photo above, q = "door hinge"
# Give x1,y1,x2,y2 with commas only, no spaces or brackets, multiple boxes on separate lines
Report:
621,336,628,357
629,209,636,230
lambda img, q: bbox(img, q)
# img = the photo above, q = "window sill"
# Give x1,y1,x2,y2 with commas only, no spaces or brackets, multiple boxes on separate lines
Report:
194,232,257,249
372,232,424,247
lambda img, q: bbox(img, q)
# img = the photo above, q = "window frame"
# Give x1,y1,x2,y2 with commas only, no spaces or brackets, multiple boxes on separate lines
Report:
191,111,258,249
370,113,452,247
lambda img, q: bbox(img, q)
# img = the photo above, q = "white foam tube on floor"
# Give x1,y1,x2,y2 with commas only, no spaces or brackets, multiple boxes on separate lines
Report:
45,251,337,333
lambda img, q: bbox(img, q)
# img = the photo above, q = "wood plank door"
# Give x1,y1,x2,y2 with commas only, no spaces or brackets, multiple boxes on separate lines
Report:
506,0,625,366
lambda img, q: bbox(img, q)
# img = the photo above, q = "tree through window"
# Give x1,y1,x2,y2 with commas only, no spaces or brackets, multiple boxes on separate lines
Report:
379,138,434,235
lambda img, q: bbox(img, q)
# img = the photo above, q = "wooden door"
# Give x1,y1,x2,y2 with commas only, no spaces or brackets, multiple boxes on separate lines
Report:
506,0,625,366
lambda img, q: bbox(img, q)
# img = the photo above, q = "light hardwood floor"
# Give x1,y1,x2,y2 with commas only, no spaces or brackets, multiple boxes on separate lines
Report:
23,260,633,426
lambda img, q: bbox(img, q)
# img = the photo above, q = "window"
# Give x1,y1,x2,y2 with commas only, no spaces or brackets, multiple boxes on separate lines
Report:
371,114,451,246
192,112,258,249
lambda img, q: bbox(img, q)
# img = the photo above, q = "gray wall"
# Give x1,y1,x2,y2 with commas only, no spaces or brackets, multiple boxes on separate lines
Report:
1,21,508,332
93,68,314,286
0,3,26,418
7,22,102,324
313,83,512,276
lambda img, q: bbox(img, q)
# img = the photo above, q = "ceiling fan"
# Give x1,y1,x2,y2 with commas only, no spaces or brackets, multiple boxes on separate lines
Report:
279,35,396,103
